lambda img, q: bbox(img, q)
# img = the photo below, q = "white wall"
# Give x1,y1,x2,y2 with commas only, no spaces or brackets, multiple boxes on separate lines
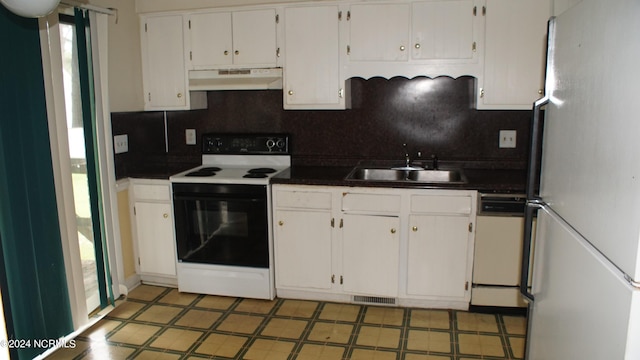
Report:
552,0,582,15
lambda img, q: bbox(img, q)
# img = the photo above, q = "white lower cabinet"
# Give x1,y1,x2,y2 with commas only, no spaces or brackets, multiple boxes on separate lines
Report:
342,213,400,297
272,184,477,309
406,193,476,305
274,210,333,290
273,186,335,295
130,179,177,286
407,214,471,298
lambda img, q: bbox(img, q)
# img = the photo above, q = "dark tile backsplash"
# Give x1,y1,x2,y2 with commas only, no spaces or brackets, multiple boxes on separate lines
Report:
111,76,532,178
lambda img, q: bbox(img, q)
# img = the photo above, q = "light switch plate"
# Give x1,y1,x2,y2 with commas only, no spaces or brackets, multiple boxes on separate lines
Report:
186,129,197,145
499,130,516,148
114,134,128,154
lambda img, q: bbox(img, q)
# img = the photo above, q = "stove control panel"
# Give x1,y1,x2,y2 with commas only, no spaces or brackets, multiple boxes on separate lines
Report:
202,134,290,155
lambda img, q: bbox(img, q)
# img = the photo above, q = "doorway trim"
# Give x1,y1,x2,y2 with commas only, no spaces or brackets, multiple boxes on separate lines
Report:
39,10,124,330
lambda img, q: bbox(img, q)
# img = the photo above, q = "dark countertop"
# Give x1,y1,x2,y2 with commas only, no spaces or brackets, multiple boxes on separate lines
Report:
115,157,199,181
116,159,527,194
271,166,527,193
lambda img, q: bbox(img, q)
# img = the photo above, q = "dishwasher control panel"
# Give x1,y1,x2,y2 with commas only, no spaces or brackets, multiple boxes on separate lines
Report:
478,194,526,216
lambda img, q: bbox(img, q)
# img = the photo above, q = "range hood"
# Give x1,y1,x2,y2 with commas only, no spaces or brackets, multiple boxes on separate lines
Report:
188,68,283,91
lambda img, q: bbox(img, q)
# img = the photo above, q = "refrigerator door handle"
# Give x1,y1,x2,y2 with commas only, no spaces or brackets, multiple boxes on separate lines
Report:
521,200,543,301
521,95,548,302
526,97,549,199
521,18,556,303
526,17,555,200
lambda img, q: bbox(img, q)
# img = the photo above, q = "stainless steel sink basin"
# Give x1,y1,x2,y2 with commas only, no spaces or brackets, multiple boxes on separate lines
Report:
408,169,465,182
348,168,408,181
345,167,466,184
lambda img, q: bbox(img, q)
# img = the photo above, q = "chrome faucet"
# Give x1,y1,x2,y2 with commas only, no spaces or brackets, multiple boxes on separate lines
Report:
403,143,411,167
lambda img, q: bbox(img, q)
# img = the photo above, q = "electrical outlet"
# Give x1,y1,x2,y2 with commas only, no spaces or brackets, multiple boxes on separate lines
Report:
499,130,516,148
114,134,128,154
185,129,197,145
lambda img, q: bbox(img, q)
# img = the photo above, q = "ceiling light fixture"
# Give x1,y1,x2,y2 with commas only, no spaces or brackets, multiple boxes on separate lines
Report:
1,0,60,18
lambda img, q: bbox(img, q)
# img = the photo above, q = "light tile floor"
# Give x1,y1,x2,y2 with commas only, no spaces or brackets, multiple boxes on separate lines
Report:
48,285,527,359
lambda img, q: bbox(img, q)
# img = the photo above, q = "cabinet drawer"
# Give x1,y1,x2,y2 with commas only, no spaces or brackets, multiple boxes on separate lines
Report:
342,193,401,213
410,195,471,214
134,184,171,201
275,190,332,210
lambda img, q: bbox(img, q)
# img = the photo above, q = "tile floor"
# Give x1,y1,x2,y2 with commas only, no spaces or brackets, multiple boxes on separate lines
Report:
48,285,527,359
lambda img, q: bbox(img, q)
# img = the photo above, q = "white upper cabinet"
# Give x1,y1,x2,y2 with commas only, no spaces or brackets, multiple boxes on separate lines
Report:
187,9,278,70
348,3,410,62
283,5,348,109
478,0,551,109
188,12,232,68
138,0,548,110
345,0,484,79
140,14,206,110
411,0,476,61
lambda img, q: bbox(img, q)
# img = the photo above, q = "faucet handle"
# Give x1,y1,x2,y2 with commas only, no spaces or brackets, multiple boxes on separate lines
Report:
402,143,410,167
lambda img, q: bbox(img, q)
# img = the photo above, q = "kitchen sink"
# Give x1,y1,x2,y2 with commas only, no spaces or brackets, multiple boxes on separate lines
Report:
347,168,407,181
407,169,465,182
345,167,466,184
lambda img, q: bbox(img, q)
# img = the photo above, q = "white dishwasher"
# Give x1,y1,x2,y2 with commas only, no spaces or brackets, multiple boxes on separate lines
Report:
471,194,532,309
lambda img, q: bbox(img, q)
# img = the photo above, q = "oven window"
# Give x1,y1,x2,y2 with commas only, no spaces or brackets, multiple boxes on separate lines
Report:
174,191,269,268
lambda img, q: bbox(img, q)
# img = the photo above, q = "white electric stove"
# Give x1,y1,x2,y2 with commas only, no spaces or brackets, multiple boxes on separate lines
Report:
169,134,290,299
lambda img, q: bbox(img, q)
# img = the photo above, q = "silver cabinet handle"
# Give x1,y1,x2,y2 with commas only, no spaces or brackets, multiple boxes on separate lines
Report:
414,43,420,49
288,90,293,95
399,45,406,51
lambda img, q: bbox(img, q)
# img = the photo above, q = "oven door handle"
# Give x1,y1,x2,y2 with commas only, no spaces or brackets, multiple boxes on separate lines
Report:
173,194,266,202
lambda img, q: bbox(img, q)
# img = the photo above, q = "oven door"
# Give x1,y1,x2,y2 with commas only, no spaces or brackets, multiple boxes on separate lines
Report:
172,183,269,268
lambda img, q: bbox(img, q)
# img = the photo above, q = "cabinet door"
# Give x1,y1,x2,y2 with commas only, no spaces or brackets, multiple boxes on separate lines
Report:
479,0,551,109
412,0,476,61
189,12,233,68
407,214,470,298
342,214,399,297
274,210,333,290
135,201,176,276
284,5,344,109
232,9,277,67
141,15,188,109
348,3,410,61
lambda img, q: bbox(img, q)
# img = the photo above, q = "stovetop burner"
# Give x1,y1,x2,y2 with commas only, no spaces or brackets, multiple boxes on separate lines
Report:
248,168,277,174
243,173,268,178
185,167,222,177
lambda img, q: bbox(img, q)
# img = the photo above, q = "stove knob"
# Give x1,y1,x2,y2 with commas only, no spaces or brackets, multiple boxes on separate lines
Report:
266,139,276,149
276,139,286,149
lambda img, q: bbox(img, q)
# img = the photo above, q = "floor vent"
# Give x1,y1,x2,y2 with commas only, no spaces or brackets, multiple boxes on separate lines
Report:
352,295,397,305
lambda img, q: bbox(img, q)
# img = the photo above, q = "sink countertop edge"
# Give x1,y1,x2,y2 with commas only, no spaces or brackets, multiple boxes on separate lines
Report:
271,166,527,193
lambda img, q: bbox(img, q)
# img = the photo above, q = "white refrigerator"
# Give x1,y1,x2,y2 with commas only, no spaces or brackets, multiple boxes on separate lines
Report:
522,0,640,359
